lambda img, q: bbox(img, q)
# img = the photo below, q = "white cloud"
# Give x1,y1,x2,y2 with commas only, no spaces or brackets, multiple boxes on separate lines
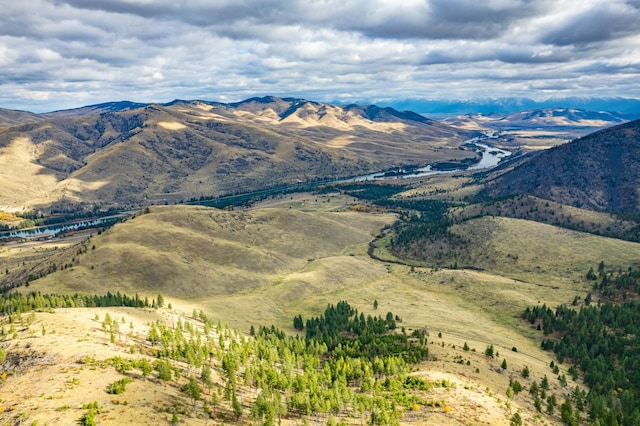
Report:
0,0,638,111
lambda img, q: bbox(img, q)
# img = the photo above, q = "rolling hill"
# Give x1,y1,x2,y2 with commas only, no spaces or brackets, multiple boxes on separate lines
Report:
482,119,640,213
0,108,43,128
0,97,472,212
445,108,630,132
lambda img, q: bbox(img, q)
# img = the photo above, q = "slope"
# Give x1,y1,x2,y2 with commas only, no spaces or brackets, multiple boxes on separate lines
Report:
0,97,473,212
483,119,640,212
9,192,637,425
26,195,395,323
0,108,43,128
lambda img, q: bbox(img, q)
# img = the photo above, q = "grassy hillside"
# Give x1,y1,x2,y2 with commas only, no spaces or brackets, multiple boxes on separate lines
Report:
483,119,640,212
24,194,394,326
0,98,472,212
6,189,638,424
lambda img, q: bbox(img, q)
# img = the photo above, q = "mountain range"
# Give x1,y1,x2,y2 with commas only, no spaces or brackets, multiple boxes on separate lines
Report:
380,97,640,116
2,95,640,216
444,108,631,132
0,97,472,212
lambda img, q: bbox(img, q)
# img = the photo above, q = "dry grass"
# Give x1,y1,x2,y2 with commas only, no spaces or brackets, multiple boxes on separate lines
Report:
449,216,640,285
6,193,634,424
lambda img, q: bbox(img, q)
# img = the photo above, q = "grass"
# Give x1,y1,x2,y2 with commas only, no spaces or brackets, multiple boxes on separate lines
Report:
9,186,640,425
449,216,640,285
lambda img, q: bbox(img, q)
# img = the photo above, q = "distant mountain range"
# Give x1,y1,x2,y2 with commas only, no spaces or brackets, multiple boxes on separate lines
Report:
443,108,631,132
3,95,639,214
379,97,640,116
0,97,472,212
484,119,640,212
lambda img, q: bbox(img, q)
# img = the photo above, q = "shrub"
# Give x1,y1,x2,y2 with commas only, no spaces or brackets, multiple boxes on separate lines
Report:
107,378,131,395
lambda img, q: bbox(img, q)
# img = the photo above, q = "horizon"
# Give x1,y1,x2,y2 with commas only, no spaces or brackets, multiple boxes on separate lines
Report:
2,1,640,113
4,94,640,115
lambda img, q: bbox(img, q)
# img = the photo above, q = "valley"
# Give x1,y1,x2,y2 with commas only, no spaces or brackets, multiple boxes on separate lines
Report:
1,99,640,425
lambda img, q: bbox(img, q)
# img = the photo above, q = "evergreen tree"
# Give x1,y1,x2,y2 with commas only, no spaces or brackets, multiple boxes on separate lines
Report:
182,375,201,409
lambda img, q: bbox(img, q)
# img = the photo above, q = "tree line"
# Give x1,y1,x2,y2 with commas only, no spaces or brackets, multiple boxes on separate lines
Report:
0,291,164,315
523,266,640,425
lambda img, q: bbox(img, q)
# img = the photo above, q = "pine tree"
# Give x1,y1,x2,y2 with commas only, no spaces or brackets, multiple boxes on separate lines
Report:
232,394,242,419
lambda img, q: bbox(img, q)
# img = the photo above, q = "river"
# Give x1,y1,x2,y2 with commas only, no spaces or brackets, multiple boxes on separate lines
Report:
0,214,129,241
342,135,512,183
1,136,511,241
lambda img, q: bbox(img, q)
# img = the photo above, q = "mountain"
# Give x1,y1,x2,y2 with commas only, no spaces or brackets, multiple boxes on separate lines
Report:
0,108,43,128
42,100,150,119
483,119,640,212
444,108,631,133
0,97,472,212
380,97,640,116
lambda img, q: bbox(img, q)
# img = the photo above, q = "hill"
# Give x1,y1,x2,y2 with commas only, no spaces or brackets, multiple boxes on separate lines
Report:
0,97,472,212
42,101,149,119
482,119,640,213
7,192,640,425
0,108,43,128
445,108,629,132
21,194,396,325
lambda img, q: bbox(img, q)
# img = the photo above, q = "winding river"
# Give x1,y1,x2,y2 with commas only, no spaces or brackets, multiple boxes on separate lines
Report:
1,136,511,241
343,136,512,183
0,215,128,241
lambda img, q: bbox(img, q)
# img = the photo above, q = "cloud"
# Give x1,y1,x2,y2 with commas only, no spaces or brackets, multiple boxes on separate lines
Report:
0,0,638,112
538,1,640,46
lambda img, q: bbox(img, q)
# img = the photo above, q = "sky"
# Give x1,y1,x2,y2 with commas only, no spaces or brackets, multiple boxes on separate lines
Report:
1,0,640,112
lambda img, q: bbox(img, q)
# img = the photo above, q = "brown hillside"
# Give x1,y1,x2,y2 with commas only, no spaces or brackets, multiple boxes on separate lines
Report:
0,108,43,128
0,98,472,212
28,199,395,303
483,119,640,212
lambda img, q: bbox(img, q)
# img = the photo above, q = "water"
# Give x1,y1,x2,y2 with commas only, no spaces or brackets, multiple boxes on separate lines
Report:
342,135,512,183
0,216,124,240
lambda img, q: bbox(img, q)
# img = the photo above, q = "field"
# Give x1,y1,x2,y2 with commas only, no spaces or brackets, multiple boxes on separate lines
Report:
3,189,640,425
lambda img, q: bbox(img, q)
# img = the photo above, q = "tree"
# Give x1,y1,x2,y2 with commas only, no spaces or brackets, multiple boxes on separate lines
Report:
293,315,304,330
79,409,97,426
510,378,523,395
521,366,530,378
156,293,164,308
510,412,523,426
561,399,579,426
156,359,173,381
485,344,494,358
182,375,201,409
201,364,213,395
373,299,378,310
138,358,153,379
558,373,567,387
547,394,556,415
501,359,508,370
534,396,542,412
232,394,242,419
541,375,550,390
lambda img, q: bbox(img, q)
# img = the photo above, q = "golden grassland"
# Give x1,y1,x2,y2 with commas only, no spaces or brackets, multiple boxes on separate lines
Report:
0,301,573,426
4,191,640,424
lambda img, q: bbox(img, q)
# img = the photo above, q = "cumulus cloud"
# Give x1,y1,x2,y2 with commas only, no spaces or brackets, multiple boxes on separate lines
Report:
0,0,638,111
